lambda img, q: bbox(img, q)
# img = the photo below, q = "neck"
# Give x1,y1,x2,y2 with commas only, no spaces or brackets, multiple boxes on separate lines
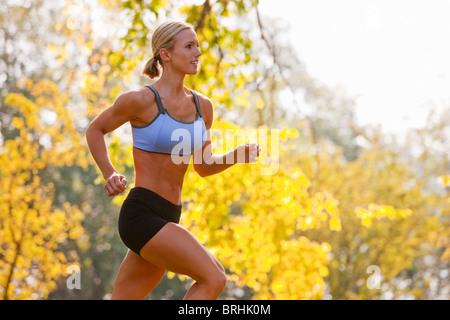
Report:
156,68,186,96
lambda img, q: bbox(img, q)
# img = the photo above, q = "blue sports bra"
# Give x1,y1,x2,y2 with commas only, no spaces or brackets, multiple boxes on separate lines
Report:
132,85,207,156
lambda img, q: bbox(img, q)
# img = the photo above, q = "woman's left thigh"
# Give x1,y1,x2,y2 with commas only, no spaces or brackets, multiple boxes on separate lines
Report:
112,249,166,300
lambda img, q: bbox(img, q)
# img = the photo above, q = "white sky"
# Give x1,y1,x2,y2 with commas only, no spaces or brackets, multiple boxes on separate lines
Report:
259,0,450,135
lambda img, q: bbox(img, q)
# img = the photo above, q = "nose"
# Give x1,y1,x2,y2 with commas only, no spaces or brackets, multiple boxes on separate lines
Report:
195,46,202,57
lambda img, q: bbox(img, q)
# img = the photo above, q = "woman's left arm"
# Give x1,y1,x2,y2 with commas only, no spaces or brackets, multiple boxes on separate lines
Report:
192,97,260,177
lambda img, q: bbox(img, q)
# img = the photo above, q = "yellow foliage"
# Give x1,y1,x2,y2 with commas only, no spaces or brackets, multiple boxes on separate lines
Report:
295,143,446,299
441,175,450,187
1,79,87,299
355,204,412,227
181,120,339,299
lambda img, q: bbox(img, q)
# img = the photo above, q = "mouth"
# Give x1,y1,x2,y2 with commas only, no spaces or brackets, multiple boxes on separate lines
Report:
191,60,199,66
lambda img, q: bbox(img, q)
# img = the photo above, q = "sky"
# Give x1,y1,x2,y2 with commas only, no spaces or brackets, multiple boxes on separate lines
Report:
258,0,450,136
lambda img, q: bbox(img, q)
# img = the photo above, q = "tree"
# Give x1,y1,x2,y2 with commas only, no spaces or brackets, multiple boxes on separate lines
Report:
2,0,448,300
175,121,338,299
294,136,446,299
396,106,450,299
1,79,87,299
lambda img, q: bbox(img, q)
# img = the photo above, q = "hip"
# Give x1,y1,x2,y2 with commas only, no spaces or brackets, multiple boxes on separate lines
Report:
120,187,182,223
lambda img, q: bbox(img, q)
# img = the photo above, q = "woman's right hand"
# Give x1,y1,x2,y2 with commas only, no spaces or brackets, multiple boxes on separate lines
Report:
104,172,127,197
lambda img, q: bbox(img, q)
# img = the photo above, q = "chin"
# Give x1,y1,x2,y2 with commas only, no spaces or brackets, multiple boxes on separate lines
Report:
187,69,199,76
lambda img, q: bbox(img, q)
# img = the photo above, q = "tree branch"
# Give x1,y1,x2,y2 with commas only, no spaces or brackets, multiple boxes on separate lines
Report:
255,5,316,143
194,0,211,32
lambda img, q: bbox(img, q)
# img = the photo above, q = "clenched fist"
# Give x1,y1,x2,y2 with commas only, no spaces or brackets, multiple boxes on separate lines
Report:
104,172,127,197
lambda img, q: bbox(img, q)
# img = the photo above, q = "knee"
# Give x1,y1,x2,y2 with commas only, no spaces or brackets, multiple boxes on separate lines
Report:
205,269,227,295
215,270,228,291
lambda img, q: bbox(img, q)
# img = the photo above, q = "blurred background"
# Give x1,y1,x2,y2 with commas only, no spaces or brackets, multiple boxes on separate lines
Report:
0,0,449,300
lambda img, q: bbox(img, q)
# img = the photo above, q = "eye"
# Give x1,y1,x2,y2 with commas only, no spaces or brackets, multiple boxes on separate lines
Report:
186,44,192,49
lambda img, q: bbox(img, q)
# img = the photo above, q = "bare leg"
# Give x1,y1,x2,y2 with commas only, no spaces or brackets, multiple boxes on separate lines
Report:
111,249,166,300
139,223,227,300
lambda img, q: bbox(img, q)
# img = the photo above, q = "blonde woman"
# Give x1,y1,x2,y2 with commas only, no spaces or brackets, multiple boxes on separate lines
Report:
86,21,260,300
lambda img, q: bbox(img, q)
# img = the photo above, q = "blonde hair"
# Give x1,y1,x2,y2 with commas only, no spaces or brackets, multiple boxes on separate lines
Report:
142,21,194,79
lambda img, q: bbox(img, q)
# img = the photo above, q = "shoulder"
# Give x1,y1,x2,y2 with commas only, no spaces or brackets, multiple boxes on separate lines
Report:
113,87,149,109
192,90,214,128
111,86,157,117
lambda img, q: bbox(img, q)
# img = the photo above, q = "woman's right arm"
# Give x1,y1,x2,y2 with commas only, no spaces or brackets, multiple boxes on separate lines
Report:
86,91,140,197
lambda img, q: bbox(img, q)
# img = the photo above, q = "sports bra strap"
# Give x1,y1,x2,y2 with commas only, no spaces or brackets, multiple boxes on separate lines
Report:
146,85,166,114
190,90,202,118
146,85,202,117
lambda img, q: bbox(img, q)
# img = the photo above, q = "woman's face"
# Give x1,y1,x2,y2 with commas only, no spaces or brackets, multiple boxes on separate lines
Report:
167,28,202,75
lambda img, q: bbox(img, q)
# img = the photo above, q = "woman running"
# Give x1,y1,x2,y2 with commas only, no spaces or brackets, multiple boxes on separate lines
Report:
86,21,260,300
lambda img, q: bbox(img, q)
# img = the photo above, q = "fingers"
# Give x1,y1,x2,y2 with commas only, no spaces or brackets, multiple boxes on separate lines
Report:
238,143,260,163
247,143,259,163
104,173,127,197
119,175,127,188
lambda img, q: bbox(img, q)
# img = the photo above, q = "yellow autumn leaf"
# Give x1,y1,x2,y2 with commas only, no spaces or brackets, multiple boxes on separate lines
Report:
329,217,342,231
441,175,450,187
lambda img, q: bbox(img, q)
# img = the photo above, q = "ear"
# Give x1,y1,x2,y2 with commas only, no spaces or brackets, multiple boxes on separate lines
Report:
159,48,171,62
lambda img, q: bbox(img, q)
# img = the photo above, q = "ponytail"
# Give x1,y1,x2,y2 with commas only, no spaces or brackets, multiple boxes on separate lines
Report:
142,56,161,79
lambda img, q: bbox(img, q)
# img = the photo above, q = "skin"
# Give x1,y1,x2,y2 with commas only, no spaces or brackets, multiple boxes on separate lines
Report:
86,27,260,300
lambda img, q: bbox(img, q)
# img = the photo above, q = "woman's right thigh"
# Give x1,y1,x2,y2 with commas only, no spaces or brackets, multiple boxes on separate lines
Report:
139,222,225,283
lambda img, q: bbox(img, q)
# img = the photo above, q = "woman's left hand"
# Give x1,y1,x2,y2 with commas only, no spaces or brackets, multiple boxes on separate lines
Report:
235,143,261,163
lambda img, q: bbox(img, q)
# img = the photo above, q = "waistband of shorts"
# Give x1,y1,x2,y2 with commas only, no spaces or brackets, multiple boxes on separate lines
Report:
126,187,182,211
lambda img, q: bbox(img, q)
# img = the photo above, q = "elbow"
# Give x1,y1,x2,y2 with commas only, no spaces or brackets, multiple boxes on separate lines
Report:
85,122,92,137
193,163,209,178
85,121,104,145
194,168,208,178
85,122,96,142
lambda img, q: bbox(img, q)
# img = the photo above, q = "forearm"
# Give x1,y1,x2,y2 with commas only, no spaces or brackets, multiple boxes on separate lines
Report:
195,149,238,177
86,125,116,179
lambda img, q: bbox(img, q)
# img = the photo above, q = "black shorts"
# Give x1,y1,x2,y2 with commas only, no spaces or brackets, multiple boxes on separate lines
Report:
118,187,182,255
